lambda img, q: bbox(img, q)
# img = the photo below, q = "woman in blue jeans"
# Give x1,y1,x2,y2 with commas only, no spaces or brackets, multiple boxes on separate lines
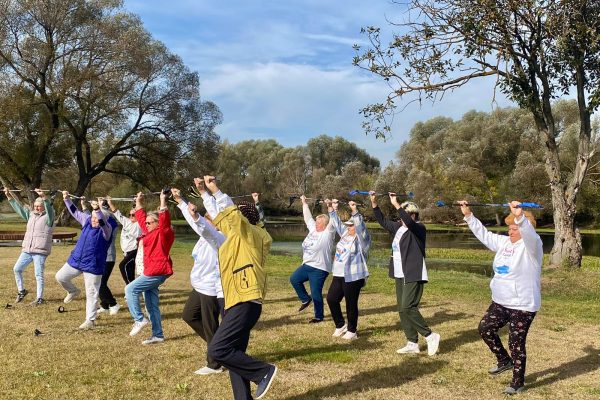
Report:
125,189,174,345
289,195,336,323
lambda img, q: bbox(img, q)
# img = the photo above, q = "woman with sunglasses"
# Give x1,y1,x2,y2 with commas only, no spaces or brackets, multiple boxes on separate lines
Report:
325,199,371,341
106,197,142,286
125,190,174,345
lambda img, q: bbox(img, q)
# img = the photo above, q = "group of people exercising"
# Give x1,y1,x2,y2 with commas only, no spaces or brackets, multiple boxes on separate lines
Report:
4,179,542,397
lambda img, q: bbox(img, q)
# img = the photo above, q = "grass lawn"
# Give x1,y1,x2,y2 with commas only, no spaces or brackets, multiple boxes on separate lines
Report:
0,241,599,400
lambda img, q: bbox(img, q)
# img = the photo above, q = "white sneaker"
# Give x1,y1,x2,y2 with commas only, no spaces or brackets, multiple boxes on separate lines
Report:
79,320,95,330
426,332,441,356
194,366,225,375
341,331,358,341
97,307,108,314
64,288,81,303
332,324,348,337
109,304,121,315
129,317,149,336
396,341,420,354
142,336,165,345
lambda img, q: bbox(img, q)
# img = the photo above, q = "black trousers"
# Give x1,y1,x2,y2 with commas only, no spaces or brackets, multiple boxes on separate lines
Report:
208,302,272,400
326,277,365,333
99,261,117,309
119,250,137,285
182,290,221,369
479,302,536,389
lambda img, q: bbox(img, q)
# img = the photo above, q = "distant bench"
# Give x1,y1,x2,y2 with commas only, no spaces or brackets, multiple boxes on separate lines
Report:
0,231,77,244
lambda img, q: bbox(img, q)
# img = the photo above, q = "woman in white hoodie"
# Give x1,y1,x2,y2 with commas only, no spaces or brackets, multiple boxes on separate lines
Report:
460,201,542,396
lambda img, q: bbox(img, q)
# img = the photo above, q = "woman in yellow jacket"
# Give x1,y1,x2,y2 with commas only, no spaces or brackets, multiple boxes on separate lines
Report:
198,176,276,400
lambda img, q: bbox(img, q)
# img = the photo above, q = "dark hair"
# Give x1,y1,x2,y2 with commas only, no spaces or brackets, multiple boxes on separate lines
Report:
237,201,260,225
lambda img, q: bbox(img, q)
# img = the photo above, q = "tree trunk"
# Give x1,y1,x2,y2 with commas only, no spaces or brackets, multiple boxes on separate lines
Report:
549,190,582,267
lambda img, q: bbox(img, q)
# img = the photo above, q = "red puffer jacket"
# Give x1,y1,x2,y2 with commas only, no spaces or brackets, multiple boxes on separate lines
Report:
135,208,174,276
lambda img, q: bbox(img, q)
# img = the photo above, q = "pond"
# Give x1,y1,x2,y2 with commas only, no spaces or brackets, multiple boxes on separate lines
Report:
171,222,600,276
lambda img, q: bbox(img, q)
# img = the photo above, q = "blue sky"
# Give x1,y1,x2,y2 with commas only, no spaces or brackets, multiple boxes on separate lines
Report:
123,0,513,166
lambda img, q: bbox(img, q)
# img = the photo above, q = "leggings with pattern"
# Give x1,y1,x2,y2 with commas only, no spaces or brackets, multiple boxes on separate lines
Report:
478,302,536,388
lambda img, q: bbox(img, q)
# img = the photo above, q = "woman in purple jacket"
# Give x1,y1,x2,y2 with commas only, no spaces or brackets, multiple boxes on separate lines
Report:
55,191,113,330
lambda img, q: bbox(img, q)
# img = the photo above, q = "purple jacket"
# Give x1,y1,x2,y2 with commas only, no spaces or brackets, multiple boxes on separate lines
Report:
65,198,112,275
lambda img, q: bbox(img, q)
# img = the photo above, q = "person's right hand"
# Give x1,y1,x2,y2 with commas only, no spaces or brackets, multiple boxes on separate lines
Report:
458,200,472,217
204,175,218,193
4,188,10,199
62,191,69,200
171,188,182,203
331,198,339,211
300,195,307,205
106,196,115,210
34,188,45,199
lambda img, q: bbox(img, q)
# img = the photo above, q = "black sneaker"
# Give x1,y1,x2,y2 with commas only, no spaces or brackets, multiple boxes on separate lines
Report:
30,298,44,306
255,365,277,399
488,360,514,375
503,386,524,395
15,289,28,303
298,299,312,313
308,318,323,324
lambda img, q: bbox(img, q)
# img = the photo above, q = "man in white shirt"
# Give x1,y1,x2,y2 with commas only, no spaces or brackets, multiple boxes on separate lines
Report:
289,195,336,323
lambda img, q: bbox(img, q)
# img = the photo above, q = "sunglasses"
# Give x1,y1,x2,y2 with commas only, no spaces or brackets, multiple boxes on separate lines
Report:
129,213,136,217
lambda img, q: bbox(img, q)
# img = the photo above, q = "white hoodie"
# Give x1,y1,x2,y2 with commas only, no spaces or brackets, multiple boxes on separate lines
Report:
465,213,543,312
178,201,225,298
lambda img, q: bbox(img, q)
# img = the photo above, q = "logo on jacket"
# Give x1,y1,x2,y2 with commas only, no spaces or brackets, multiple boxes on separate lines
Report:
494,265,510,275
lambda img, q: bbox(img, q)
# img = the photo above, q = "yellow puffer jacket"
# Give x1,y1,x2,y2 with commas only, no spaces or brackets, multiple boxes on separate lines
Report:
213,205,272,310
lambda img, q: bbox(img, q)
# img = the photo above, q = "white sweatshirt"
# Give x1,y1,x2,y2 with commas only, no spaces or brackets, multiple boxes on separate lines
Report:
178,201,225,298
465,213,543,312
301,204,336,272
114,210,142,254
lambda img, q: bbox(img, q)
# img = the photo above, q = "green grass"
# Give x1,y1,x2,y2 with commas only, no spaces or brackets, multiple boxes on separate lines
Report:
0,242,599,399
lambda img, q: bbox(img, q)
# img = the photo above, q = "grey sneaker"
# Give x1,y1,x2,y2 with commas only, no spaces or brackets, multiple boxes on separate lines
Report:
29,298,44,306
489,360,514,375
503,386,524,395
255,365,277,399
15,289,28,303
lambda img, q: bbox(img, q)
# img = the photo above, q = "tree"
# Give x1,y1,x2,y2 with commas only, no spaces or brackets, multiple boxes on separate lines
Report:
353,0,600,267
0,0,221,200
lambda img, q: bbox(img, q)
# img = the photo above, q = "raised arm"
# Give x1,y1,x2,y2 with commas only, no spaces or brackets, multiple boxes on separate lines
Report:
301,195,317,231
349,201,371,253
8,198,30,221
510,201,543,261
63,192,90,227
460,201,505,253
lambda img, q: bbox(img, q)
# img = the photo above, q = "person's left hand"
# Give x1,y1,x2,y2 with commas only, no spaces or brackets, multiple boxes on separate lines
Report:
509,201,523,219
389,192,400,209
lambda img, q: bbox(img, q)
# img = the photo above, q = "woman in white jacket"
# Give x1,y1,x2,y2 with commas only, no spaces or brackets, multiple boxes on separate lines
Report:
460,200,542,396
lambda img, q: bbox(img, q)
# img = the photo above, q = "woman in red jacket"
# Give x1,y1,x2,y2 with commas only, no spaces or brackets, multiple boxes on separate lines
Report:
125,190,174,345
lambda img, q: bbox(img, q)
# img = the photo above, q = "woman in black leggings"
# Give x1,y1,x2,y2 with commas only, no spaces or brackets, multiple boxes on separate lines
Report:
460,200,542,395
325,199,371,341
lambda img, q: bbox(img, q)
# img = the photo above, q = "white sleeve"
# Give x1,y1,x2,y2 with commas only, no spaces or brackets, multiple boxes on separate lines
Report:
515,215,543,261
302,204,316,231
202,192,219,219
465,214,506,253
214,190,234,211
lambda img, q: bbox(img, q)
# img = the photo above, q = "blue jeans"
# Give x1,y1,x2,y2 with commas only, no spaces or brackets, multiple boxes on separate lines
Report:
290,264,329,320
125,274,168,338
14,252,47,299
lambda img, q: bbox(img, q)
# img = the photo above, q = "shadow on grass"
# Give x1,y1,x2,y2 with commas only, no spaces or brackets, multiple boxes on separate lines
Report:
526,345,600,389
284,358,449,399
254,340,380,362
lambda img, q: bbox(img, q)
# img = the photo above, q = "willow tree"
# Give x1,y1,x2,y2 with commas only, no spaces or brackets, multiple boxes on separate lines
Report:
353,0,600,268
0,0,220,199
